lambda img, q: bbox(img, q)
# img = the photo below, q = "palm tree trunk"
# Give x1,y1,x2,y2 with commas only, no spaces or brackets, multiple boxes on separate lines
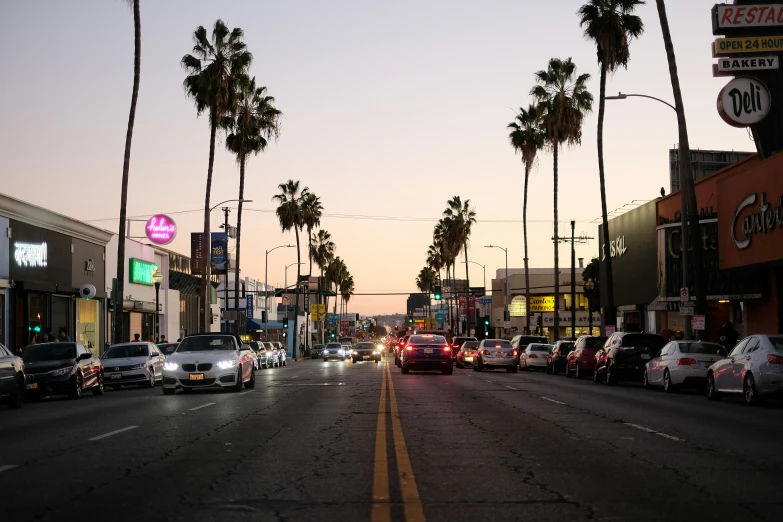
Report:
553,141,560,342
464,241,470,333
202,109,218,331
233,153,246,332
597,60,616,332
523,162,531,335
293,227,301,358
656,0,703,340
114,0,141,345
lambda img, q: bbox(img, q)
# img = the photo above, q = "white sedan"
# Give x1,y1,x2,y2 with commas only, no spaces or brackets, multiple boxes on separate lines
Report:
707,334,783,404
643,340,726,392
101,342,164,390
162,334,256,394
520,343,551,371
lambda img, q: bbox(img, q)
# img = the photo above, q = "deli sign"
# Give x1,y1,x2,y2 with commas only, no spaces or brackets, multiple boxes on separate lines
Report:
713,4,783,34
717,77,771,127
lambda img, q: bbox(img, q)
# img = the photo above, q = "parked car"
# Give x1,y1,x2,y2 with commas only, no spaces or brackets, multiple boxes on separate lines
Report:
400,334,453,375
0,343,25,408
510,335,548,366
101,342,165,390
312,344,325,359
565,335,607,379
547,340,574,375
244,341,263,370
593,332,667,385
22,342,103,399
273,342,287,366
261,342,279,368
161,333,256,394
643,340,726,392
353,342,381,363
157,343,179,358
456,340,480,369
474,339,517,373
519,343,550,371
706,334,783,404
323,342,346,361
450,336,477,359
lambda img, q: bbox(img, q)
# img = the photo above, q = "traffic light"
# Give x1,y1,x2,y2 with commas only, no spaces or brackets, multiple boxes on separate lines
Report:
331,332,336,338
408,317,413,323
433,286,442,301
283,331,287,338
283,317,289,329
484,318,489,326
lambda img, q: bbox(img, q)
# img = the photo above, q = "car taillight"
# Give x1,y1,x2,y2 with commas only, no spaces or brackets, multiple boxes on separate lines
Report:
767,354,783,364
677,358,698,366
480,349,490,355
511,350,517,356
443,346,451,352
528,354,538,359
405,346,413,351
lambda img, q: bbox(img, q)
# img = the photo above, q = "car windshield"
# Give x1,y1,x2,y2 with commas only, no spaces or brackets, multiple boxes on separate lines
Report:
103,344,149,358
22,343,76,362
327,343,342,349
410,335,446,344
357,343,374,349
678,342,724,354
584,337,607,348
263,343,275,350
176,336,236,352
621,334,666,350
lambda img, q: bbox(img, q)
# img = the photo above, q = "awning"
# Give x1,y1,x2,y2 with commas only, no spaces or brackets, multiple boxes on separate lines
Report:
647,296,679,312
246,319,285,331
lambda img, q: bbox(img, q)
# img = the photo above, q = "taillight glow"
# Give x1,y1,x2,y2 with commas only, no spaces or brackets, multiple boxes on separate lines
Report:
677,358,698,366
442,346,451,352
480,349,490,355
768,354,783,364
511,350,517,356
405,346,413,351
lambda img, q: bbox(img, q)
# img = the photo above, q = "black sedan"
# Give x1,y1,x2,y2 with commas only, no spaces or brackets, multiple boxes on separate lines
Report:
0,343,25,408
400,334,453,375
22,342,104,399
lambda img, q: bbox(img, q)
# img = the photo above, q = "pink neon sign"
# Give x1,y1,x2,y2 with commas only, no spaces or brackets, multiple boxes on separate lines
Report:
145,214,177,245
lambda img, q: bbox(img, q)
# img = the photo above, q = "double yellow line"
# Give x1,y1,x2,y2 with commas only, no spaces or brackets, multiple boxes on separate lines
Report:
372,360,426,522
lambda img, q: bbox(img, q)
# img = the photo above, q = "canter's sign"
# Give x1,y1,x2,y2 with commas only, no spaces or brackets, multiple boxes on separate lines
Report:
714,36,783,55
717,56,779,73
713,4,783,34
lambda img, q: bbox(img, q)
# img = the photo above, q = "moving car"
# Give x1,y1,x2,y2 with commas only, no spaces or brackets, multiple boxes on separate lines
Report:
101,342,165,390
510,335,547,366
593,332,666,385
157,343,179,358
161,333,256,394
244,341,264,370
394,335,411,367
450,336,477,359
519,343,550,371
456,340,480,369
565,335,607,379
352,342,381,363
400,334,453,375
474,339,517,373
0,343,25,408
262,342,279,368
312,344,325,359
22,342,103,399
273,341,287,366
323,343,346,361
643,340,726,392
546,340,574,375
707,334,783,404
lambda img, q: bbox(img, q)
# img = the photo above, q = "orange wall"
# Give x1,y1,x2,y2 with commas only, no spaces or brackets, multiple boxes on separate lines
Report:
745,269,779,335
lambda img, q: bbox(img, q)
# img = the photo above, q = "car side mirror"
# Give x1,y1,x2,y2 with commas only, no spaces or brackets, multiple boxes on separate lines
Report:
718,349,727,357
78,353,92,360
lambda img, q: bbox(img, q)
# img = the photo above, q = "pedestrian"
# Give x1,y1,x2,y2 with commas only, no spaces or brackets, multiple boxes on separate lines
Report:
57,328,71,342
41,332,50,342
29,333,39,345
160,335,167,343
719,322,739,352
147,335,155,343
133,333,141,342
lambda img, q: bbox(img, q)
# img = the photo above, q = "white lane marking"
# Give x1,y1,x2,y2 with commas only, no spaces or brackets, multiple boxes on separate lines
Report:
485,380,492,383
89,425,139,441
188,402,216,411
624,423,684,442
505,385,518,390
0,465,18,474
540,396,567,406
238,390,255,396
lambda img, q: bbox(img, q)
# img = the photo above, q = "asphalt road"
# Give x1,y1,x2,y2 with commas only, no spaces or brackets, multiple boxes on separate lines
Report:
1,355,782,522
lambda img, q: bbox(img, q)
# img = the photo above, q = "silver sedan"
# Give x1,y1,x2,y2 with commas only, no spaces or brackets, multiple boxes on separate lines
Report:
707,334,783,404
473,339,518,373
101,342,164,389
520,343,551,371
643,340,726,392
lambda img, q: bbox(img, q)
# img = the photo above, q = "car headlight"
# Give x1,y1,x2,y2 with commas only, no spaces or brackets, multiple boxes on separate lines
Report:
51,366,73,376
163,361,179,371
131,363,146,370
216,359,238,370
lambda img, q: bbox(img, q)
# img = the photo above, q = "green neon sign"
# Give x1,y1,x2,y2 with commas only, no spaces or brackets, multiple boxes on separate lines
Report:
129,258,157,286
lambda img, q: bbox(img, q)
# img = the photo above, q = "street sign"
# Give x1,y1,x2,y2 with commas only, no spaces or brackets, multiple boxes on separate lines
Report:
680,306,695,316
680,287,689,302
303,292,310,310
468,294,476,315
503,321,511,328
477,297,493,304
693,315,706,330
246,295,254,319
282,294,290,305
716,56,779,73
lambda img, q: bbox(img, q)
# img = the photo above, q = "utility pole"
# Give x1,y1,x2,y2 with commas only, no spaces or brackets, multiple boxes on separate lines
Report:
222,207,230,333
553,226,593,340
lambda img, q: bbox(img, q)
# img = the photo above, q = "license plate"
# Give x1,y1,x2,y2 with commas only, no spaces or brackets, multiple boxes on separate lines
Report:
641,354,651,360
25,382,38,390
190,373,205,381
495,352,503,357
423,349,433,354
110,374,122,380
363,355,370,359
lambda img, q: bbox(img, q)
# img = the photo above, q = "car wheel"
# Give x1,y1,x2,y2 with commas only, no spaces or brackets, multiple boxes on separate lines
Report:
706,373,721,401
283,359,287,366
145,370,155,388
244,368,256,389
506,366,512,373
69,373,83,399
456,361,463,369
476,359,483,372
182,387,193,394
605,363,616,385
551,365,558,375
575,365,581,380
352,357,357,363
663,370,676,393
323,358,328,362
375,358,379,364
162,386,175,395
401,364,410,375
593,366,603,383
7,374,24,409
744,373,763,405
341,357,346,362
233,369,244,392
642,370,650,389
92,373,104,395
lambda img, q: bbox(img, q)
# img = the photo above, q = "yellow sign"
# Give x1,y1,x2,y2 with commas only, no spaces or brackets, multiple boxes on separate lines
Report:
529,296,555,313
310,303,327,322
714,36,783,55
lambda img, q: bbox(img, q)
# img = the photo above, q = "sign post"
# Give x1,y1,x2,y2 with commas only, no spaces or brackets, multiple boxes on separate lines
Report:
693,314,706,330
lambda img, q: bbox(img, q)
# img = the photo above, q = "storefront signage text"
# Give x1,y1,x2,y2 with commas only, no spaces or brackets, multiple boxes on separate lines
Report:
529,296,555,313
731,192,783,250
14,242,48,268
717,56,779,73
713,4,783,33
714,36,783,54
129,258,157,286
145,214,177,246
717,77,771,127
601,236,627,261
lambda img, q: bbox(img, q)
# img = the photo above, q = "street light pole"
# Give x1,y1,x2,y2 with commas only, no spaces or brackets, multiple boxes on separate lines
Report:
264,244,294,341
485,245,509,336
222,207,231,333
585,278,595,336
152,268,163,342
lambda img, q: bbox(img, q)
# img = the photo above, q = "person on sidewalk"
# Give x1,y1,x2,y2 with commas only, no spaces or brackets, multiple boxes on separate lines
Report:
57,328,71,342
719,322,739,352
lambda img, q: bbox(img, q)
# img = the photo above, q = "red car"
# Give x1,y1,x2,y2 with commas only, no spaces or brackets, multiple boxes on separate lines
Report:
564,335,607,379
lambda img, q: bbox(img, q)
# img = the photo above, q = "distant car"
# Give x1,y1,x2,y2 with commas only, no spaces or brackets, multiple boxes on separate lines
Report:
565,335,607,379
456,340,480,369
261,342,279,368
272,342,287,367
244,341,264,370
157,343,179,358
400,334,453,375
161,333,256,394
547,340,574,375
519,343,550,371
0,343,25,408
450,336,477,359
395,335,411,367
101,342,165,390
23,342,103,399
312,344,325,359
643,340,726,392
323,343,346,361
593,332,666,385
510,335,548,366
474,339,517,373
707,334,783,404
353,342,381,363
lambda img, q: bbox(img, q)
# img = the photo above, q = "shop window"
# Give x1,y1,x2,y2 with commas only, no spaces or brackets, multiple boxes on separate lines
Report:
509,296,527,317
51,295,71,340
563,294,588,312
77,298,100,353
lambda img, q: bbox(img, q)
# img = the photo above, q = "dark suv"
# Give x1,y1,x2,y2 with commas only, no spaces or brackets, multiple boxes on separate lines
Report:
593,332,666,384
450,336,477,359
547,340,574,375
564,335,607,379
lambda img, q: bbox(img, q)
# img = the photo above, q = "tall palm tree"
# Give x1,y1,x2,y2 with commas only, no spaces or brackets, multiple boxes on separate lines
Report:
426,243,445,326
416,267,437,322
444,196,477,331
225,77,281,323
341,274,355,335
508,104,546,334
311,229,335,342
579,0,644,332
325,256,345,336
654,0,703,338
273,180,310,358
182,20,252,329
300,192,322,350
114,0,141,344
531,57,593,341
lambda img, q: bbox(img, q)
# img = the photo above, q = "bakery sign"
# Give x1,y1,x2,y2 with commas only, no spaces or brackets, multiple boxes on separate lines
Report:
717,77,771,127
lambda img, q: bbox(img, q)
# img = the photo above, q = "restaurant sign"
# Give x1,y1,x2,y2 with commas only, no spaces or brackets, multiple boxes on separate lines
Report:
717,77,770,127
730,192,783,250
713,4,783,34
529,296,555,313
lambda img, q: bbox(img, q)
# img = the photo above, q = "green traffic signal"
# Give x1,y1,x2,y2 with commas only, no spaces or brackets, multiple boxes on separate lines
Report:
433,286,442,301
283,317,289,329
484,318,489,325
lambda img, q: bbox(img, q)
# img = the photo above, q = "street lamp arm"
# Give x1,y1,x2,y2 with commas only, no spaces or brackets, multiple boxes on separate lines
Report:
210,198,253,212
605,92,676,112
266,244,295,255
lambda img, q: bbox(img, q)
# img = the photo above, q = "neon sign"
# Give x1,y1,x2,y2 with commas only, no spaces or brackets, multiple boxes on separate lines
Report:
14,242,48,268
145,214,177,245
129,258,157,285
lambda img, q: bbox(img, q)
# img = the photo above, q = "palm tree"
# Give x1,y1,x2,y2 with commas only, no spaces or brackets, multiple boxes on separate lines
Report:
182,20,252,329
531,57,593,341
273,180,310,358
325,256,345,336
578,0,644,332
341,274,355,335
300,192,323,350
444,196,477,331
426,243,445,327
114,0,141,344
508,104,546,334
416,267,437,322
654,0,703,338
225,77,281,323
311,229,335,342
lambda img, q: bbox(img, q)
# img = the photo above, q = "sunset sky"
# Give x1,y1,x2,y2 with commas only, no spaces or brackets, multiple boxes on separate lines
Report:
0,0,752,315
